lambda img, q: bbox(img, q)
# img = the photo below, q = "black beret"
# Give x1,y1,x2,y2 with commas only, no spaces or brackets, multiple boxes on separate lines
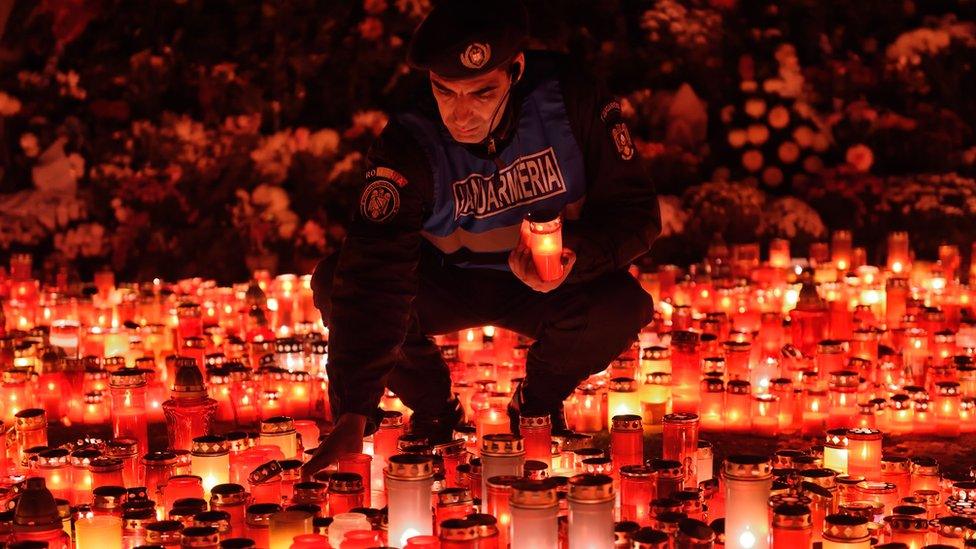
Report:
407,0,528,79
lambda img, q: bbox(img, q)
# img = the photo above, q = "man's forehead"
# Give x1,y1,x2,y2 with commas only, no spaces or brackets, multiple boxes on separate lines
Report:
430,67,505,91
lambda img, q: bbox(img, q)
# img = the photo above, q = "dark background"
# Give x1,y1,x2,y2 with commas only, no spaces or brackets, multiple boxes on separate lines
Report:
1,0,975,283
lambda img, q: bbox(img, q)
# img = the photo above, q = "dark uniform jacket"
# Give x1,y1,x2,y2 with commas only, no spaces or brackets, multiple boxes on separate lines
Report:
326,51,662,424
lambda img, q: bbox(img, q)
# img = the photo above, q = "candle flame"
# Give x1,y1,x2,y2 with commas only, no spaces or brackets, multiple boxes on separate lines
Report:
400,528,420,547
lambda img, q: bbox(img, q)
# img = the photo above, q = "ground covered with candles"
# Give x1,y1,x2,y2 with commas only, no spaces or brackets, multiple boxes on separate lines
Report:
9,236,976,548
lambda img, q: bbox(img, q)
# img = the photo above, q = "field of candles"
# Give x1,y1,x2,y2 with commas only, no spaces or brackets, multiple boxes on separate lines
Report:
3,230,976,548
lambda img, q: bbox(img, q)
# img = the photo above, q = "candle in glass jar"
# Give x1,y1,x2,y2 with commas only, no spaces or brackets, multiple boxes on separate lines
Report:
846,428,882,481
662,413,699,487
639,371,671,434
821,514,870,549
509,480,559,549
526,211,563,282
386,454,435,548
567,473,615,549
722,455,773,549
610,415,643,470
887,231,910,274
670,331,702,414
519,414,552,467
607,378,640,425
75,514,123,549
823,428,849,475
619,465,655,526
190,435,230,496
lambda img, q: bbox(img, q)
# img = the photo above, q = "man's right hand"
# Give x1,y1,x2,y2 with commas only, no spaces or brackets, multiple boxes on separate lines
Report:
301,413,368,480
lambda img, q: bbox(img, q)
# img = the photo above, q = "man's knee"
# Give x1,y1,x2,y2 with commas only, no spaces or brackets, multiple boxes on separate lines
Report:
311,252,340,321
591,271,654,337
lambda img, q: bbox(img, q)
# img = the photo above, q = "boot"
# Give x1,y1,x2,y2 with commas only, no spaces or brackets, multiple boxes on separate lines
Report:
407,397,464,445
507,380,570,436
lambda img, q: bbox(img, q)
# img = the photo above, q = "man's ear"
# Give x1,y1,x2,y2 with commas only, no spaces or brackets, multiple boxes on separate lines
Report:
510,52,526,83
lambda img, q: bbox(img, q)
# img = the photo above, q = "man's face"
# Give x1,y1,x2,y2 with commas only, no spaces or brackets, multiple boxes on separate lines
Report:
430,54,523,144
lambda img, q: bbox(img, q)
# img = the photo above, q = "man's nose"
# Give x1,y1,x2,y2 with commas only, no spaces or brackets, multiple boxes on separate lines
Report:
451,97,476,125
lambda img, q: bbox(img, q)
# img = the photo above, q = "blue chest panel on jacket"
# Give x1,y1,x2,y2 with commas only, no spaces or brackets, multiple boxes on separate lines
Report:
397,77,586,270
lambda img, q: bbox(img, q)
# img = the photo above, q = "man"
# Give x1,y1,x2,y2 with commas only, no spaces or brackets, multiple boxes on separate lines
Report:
303,0,660,477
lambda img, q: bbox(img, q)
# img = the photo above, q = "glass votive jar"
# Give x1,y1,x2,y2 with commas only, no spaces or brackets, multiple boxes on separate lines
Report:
105,438,141,487
620,465,655,526
194,510,232,540
210,484,249,535
846,428,882,481
144,519,185,547
853,481,898,517
821,513,869,548
327,472,364,516
243,503,282,549
880,456,912,499
268,510,312,549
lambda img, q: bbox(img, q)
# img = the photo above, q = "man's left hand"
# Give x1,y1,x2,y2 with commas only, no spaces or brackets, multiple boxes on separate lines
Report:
508,243,576,292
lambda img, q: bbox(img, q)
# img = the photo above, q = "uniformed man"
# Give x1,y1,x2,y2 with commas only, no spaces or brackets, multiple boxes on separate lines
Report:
303,0,661,477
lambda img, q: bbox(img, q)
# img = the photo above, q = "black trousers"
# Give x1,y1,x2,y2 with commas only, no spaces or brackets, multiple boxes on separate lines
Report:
312,247,654,421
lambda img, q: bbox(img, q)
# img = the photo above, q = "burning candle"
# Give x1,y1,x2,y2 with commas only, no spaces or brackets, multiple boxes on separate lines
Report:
619,465,655,526
610,414,643,470
75,514,123,549
526,211,564,282
269,510,312,549
567,473,615,549
845,428,882,481
639,371,671,434
769,239,791,269
670,331,702,414
934,381,961,437
191,435,230,496
476,405,511,441
790,271,829,357
722,455,773,549
162,362,219,451
386,454,435,548
887,231,910,274
662,413,699,487
725,380,751,433
260,416,299,459
109,369,149,455
821,514,869,548
699,377,725,431
509,480,559,549
480,434,525,506
607,378,641,425
823,429,849,475
519,414,552,467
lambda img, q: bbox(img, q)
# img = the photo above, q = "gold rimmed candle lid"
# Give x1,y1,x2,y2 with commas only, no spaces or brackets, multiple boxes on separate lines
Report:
723,455,773,480
481,434,524,456
510,479,558,508
568,473,614,503
822,513,869,542
611,414,642,431
386,453,434,480
260,416,295,435
439,518,479,541
519,414,551,429
191,435,229,456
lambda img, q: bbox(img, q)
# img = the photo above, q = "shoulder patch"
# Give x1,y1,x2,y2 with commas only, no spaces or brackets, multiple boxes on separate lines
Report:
600,100,622,123
365,166,409,187
599,99,635,160
611,122,635,161
359,179,401,223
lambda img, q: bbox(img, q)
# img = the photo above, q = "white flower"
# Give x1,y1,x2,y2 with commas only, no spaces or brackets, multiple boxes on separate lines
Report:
0,91,22,116
307,129,341,158
658,195,688,237
20,133,39,157
762,197,826,240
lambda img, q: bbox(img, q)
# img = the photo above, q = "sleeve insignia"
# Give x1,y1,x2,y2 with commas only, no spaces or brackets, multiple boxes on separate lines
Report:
365,166,409,187
359,179,401,223
611,122,635,161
